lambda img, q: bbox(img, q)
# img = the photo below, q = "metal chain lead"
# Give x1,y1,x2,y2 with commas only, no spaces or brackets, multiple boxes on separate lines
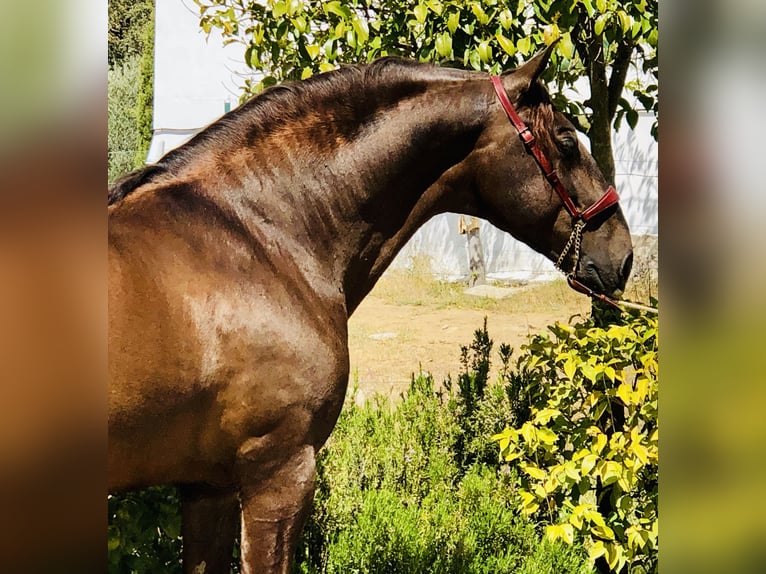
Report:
555,219,586,275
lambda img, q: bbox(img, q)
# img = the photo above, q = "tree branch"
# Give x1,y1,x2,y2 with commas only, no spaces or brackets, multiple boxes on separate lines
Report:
607,40,635,120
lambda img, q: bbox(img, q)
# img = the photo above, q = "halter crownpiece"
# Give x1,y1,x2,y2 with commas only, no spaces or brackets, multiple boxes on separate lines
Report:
490,75,619,222
490,75,622,308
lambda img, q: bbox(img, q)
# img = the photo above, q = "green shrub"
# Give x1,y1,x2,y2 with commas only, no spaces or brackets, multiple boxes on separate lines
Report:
133,16,154,168
295,370,593,574
108,56,143,183
108,486,182,573
493,309,658,573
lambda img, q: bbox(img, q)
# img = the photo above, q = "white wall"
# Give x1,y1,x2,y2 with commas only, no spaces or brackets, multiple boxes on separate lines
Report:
147,0,252,162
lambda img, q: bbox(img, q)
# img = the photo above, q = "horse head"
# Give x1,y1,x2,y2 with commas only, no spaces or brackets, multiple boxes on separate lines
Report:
465,45,633,298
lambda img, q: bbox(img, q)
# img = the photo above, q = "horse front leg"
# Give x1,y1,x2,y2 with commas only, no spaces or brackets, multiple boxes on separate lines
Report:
180,483,239,574
236,443,316,574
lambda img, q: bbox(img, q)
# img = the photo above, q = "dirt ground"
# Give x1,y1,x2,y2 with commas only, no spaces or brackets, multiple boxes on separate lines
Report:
348,284,592,400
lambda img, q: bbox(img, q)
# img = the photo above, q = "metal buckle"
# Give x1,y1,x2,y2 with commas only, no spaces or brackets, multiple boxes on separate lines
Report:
518,128,535,147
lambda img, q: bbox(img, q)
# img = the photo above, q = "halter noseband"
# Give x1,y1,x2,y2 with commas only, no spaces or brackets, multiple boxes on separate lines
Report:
490,75,620,305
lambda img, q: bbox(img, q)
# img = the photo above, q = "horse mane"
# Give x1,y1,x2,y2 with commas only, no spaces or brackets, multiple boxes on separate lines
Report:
107,57,551,206
108,58,434,206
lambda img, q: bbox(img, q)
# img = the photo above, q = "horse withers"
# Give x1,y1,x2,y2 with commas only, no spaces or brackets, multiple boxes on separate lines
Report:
108,45,632,573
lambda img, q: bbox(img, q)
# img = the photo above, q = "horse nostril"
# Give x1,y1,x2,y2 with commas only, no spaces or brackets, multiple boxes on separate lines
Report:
620,251,634,283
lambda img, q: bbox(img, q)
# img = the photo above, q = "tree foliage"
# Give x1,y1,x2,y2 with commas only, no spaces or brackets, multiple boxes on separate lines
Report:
194,0,657,183
134,17,156,168
108,0,155,180
108,56,143,183
108,0,154,68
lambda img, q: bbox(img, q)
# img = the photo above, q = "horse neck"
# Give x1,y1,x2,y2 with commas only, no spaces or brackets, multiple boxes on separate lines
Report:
203,73,490,313
324,78,489,312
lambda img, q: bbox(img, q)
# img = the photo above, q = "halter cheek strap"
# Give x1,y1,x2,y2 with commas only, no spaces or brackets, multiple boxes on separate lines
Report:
490,75,620,279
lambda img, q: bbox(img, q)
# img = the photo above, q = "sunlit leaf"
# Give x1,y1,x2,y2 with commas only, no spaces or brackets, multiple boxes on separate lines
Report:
414,4,428,23
496,33,516,56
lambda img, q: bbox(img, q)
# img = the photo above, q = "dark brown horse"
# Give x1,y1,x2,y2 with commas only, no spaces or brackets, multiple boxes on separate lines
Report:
109,46,632,573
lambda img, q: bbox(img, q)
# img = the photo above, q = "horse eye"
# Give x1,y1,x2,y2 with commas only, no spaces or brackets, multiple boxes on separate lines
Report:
558,136,577,155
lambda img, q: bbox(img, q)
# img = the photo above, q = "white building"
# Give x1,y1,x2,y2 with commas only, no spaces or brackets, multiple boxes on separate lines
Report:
148,0,657,281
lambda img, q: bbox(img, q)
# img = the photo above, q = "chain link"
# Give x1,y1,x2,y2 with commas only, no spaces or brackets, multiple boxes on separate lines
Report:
555,219,586,276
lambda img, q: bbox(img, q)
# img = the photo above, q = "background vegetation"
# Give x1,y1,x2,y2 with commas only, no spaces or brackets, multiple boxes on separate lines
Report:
108,0,154,184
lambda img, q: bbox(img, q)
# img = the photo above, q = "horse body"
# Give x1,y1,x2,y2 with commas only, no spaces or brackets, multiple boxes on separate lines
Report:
109,48,632,573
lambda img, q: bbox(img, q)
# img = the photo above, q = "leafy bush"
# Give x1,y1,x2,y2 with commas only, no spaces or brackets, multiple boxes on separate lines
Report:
296,370,593,574
493,309,658,573
108,56,143,183
133,16,154,168
108,486,182,573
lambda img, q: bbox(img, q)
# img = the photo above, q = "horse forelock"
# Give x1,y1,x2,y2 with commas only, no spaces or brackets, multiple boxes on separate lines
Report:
517,81,557,157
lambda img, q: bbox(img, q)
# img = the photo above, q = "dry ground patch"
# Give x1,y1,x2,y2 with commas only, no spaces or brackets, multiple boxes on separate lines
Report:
348,273,594,399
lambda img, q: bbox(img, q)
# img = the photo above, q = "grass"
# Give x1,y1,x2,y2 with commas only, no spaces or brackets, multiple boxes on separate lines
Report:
369,252,657,314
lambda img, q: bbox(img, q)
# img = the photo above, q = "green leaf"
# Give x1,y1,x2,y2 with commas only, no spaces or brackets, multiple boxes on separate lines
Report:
600,461,622,485
435,32,452,58
589,540,607,561
517,36,531,56
522,463,547,480
287,0,302,17
580,453,598,475
414,4,428,23
616,381,633,405
519,489,541,514
352,18,369,44
468,48,482,71
520,422,537,445
631,19,642,38
559,32,575,60
618,11,631,34
477,40,492,63
447,12,460,34
591,522,616,541
498,9,513,30
534,408,560,424
604,541,621,570
107,526,120,551
546,523,574,545
537,427,557,445
596,0,607,12
496,33,516,56
563,358,577,381
627,525,649,550
323,1,352,20
305,44,320,60
594,14,607,36
272,0,287,18
470,3,489,25
425,0,443,15
581,363,598,382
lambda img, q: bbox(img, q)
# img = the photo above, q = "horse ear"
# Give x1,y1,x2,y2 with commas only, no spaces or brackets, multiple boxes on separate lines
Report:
504,39,559,91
